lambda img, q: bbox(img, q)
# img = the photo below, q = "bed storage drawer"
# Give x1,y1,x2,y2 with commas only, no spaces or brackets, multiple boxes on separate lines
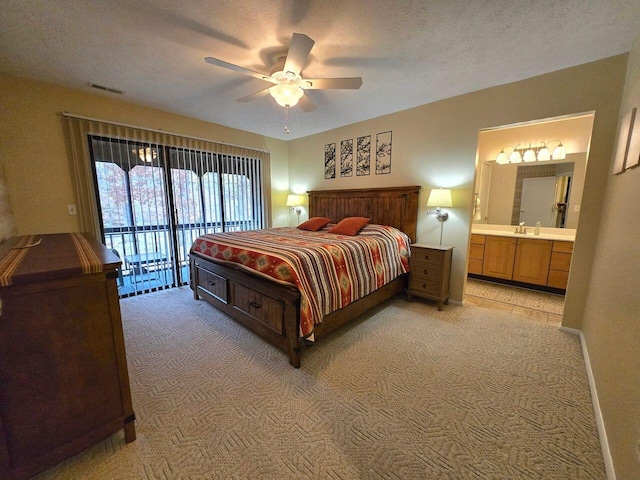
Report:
232,284,284,335
195,266,228,304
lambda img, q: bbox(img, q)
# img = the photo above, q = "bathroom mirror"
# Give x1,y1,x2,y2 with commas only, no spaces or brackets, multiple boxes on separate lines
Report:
474,113,594,230
473,153,586,229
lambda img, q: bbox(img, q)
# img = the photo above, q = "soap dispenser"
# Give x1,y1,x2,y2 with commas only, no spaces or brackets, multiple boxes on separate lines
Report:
534,221,541,236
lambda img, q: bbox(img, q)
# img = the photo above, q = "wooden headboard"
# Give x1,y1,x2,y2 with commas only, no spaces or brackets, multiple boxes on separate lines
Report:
308,186,420,243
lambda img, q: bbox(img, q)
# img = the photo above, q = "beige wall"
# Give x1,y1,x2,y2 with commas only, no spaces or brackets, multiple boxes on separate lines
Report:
1,53,637,476
0,73,290,235
288,56,627,311
580,35,640,479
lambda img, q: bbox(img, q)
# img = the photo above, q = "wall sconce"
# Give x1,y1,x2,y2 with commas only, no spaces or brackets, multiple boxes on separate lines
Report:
286,194,304,225
426,188,453,245
495,141,566,165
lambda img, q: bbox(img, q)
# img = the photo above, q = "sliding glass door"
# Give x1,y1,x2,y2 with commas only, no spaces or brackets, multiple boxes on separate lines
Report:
89,136,264,297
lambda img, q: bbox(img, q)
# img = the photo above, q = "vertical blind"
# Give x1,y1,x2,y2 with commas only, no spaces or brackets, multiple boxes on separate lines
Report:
64,113,271,241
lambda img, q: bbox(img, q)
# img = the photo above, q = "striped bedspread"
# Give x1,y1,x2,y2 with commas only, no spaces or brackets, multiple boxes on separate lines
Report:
190,224,411,338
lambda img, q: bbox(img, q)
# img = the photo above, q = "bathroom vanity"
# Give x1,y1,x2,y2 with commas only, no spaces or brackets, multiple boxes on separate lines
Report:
468,227,574,291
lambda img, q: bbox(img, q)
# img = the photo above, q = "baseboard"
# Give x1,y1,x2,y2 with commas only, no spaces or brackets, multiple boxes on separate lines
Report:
449,299,463,306
558,326,616,480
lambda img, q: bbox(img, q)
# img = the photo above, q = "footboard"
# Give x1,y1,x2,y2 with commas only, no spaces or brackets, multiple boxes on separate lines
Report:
190,253,303,367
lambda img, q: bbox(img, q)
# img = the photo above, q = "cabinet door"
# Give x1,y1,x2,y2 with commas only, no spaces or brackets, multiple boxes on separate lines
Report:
513,238,552,285
482,236,517,279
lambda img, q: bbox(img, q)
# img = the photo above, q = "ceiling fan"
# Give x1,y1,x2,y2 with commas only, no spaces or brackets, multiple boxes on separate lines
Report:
204,33,363,115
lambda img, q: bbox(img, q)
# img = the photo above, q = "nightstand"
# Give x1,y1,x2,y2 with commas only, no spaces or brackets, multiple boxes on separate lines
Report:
407,244,453,310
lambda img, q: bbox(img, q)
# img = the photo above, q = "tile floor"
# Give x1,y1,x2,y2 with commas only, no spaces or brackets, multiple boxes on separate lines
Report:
464,278,565,326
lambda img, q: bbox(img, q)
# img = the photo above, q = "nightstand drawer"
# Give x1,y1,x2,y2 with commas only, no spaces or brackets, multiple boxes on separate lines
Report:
411,262,442,279
412,249,444,268
410,278,441,296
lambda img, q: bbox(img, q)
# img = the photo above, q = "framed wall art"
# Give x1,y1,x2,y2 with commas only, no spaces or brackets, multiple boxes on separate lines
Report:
324,143,336,179
356,135,371,176
375,131,392,175
340,139,353,177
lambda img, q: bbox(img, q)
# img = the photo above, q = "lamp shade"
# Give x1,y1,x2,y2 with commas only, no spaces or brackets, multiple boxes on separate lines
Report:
286,194,304,207
270,84,304,107
426,188,453,208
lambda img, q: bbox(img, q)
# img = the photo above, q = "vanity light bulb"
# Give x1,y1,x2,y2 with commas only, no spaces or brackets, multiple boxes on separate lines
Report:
523,148,536,162
537,146,551,161
509,150,522,163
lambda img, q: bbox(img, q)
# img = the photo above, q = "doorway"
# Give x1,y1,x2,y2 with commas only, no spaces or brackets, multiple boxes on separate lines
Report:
89,136,265,297
466,112,595,321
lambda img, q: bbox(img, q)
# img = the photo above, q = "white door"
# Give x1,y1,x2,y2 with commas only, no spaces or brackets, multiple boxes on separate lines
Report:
519,177,556,227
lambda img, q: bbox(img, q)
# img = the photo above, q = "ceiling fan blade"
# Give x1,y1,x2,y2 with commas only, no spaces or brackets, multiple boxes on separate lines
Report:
236,87,272,103
298,95,317,112
283,33,315,76
204,57,274,83
302,77,363,90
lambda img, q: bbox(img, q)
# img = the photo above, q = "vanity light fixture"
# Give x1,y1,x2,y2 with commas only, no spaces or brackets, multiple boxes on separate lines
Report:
426,188,453,245
495,141,566,165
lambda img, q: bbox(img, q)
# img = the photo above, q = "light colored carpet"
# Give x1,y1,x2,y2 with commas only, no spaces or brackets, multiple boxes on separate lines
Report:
466,278,565,315
35,287,604,479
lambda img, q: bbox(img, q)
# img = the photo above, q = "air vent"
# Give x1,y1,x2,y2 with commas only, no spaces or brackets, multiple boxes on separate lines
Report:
89,83,124,95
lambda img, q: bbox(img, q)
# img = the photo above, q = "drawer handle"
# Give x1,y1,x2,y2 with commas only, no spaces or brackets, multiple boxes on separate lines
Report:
422,284,427,289
423,269,428,275
424,255,429,260
207,280,216,286
249,301,262,309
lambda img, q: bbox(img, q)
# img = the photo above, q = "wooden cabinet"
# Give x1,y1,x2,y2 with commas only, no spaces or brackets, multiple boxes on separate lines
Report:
468,232,573,291
513,238,552,285
0,233,135,480
407,244,453,310
468,234,485,275
547,241,573,289
482,236,517,279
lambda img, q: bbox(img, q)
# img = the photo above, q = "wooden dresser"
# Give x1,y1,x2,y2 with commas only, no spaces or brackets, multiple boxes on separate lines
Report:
0,233,135,480
407,244,454,310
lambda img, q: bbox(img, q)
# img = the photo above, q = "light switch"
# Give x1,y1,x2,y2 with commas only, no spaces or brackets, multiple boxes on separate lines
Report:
67,204,77,216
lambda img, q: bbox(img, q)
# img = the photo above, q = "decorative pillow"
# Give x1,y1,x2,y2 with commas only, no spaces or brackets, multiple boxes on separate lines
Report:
328,217,371,236
297,217,332,231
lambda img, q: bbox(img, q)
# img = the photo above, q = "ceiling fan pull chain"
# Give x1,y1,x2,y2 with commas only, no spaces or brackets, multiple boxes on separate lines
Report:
284,105,290,134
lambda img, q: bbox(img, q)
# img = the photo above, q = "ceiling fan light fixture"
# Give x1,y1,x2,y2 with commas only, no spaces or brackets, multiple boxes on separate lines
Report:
269,83,304,107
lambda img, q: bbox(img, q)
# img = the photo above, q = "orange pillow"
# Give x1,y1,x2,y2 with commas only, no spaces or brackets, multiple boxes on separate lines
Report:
328,217,370,236
297,217,332,231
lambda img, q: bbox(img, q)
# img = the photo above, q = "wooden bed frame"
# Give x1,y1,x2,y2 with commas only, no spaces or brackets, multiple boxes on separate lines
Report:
190,185,420,367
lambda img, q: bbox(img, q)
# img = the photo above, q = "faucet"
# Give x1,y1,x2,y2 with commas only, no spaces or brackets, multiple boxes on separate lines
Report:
514,222,526,234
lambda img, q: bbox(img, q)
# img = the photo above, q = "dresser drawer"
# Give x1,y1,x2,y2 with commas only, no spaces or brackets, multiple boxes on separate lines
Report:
196,267,228,304
232,284,284,335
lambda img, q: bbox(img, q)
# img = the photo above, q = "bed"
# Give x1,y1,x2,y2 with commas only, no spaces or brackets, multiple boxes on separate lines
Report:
189,185,420,367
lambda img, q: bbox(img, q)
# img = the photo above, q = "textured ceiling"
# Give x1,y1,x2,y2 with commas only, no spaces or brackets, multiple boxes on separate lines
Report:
2,1,640,140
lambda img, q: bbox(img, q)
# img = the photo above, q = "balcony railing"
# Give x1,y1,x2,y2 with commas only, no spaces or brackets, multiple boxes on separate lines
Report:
104,221,250,297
